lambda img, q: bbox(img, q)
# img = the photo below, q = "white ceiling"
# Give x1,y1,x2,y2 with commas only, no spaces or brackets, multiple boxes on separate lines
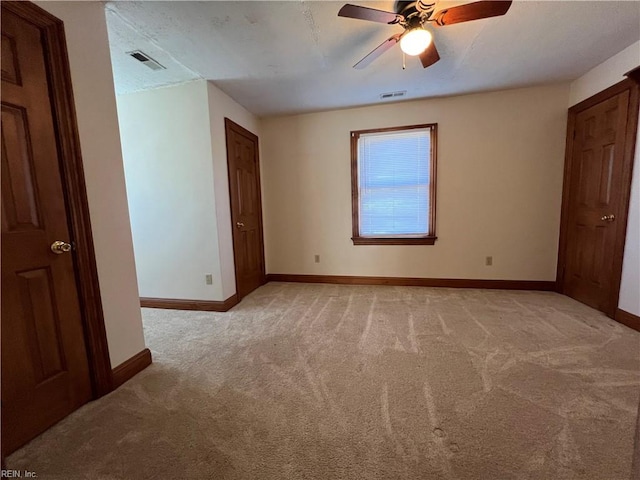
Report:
105,1,640,117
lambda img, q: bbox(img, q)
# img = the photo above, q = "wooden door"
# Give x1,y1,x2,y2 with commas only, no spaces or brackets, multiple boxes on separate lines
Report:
1,5,93,454
558,80,638,316
225,118,266,299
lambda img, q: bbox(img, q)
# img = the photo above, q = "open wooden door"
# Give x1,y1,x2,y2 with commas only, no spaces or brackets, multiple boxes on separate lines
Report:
224,118,266,299
557,79,639,317
1,1,112,455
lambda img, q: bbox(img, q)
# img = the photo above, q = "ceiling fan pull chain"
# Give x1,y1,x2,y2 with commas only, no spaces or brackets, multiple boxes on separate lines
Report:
402,51,406,70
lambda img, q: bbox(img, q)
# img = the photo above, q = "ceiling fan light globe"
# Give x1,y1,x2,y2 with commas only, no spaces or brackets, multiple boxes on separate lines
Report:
400,28,432,56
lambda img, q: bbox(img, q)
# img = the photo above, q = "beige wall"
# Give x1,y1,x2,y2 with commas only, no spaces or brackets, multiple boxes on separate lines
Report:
36,2,146,368
117,81,223,301
116,81,260,302
261,84,570,281
569,41,639,106
569,41,640,317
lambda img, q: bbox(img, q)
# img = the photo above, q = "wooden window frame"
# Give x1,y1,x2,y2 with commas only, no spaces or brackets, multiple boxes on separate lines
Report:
350,123,438,246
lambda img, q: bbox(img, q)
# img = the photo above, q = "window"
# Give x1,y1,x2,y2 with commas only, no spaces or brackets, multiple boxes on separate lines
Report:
350,124,437,245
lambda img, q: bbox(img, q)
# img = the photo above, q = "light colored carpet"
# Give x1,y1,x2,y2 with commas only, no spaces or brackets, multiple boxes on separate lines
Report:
8,282,640,479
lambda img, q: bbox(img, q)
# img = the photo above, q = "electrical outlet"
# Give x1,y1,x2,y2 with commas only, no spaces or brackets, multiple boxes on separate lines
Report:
485,256,493,266
205,274,213,285
314,255,320,263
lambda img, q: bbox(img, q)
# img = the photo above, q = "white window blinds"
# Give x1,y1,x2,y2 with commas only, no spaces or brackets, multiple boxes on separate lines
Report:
357,127,431,236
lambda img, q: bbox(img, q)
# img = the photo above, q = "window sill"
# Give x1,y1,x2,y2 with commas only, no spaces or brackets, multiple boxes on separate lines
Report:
351,236,437,246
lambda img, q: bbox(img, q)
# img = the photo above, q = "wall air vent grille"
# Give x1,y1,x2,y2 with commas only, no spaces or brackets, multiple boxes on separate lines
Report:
127,50,166,71
380,91,407,100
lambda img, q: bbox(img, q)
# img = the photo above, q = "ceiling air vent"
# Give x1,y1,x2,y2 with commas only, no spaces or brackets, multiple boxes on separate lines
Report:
127,50,166,71
379,90,406,100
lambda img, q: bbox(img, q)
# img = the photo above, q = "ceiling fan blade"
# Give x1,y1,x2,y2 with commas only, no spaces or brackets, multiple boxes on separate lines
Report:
338,4,402,24
353,34,402,69
419,41,440,68
432,1,512,26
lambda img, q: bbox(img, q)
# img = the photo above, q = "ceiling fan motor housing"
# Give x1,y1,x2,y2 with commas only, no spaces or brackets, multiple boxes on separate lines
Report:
415,1,436,14
397,1,435,18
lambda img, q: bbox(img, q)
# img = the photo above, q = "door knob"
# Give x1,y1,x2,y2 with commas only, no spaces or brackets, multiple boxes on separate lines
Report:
236,222,245,228
600,214,615,222
51,240,72,254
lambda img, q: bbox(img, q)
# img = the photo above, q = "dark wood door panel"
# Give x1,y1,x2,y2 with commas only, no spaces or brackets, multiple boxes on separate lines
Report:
1,32,22,85
17,267,67,381
2,3,93,455
558,79,639,317
1,104,41,231
225,118,265,300
563,93,625,309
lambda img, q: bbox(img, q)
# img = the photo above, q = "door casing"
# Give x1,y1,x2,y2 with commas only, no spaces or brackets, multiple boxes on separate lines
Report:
556,78,639,318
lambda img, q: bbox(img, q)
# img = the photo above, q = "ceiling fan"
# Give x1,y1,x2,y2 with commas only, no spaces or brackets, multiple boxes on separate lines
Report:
338,0,513,69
